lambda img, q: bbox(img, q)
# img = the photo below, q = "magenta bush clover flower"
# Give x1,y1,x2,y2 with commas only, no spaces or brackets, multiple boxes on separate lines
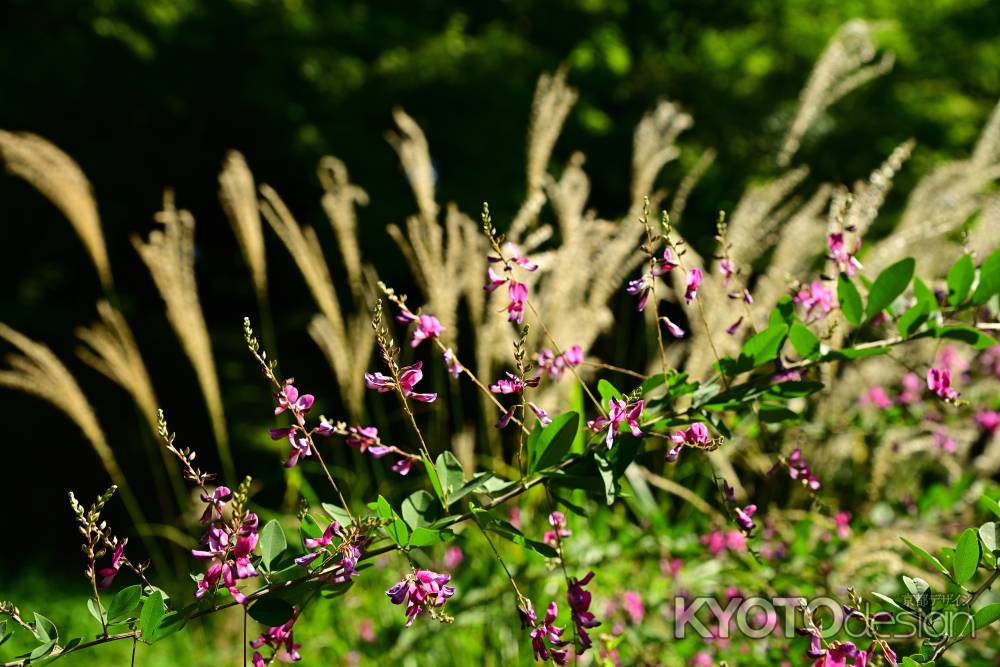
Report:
507,280,529,324
365,361,437,402
192,513,260,604
795,280,835,322
275,383,315,424
566,571,601,650
386,569,456,627
442,348,462,377
409,314,445,347
536,345,583,381
828,232,862,276
684,268,703,304
666,422,709,462
198,485,232,524
97,538,127,588
543,511,572,546
926,366,959,401
250,613,301,665
521,601,569,664
587,398,643,448
489,371,540,394
626,275,651,312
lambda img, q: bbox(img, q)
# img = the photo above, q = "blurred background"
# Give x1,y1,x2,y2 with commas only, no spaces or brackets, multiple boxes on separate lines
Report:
1,0,999,663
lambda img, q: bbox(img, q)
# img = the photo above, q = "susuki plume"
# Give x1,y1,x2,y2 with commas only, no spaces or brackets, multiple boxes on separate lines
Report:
218,150,267,298
0,131,113,289
132,190,232,480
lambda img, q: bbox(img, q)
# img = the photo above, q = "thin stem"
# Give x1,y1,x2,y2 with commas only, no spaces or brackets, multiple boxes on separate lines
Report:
527,301,604,415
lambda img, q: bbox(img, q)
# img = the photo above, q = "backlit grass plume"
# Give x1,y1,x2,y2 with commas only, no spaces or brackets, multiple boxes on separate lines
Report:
218,150,267,299
0,130,113,289
0,322,142,526
132,190,233,481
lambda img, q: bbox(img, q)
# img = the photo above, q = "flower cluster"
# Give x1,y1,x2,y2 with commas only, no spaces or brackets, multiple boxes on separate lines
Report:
566,571,601,650
396,311,445,347
520,601,569,664
250,613,301,666
926,366,959,401
386,569,456,627
587,398,643,448
485,243,537,324
536,345,583,381
192,501,259,604
794,280,835,323
723,482,757,533
626,248,678,311
771,448,821,491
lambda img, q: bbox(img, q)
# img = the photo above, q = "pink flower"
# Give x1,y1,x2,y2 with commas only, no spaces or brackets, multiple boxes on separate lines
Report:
506,280,529,324
719,259,736,287
345,425,380,453
684,268,703,304
97,539,127,588
566,572,601,650
587,398,644,448
667,422,710,461
386,569,456,627
543,511,572,546
410,314,445,347
725,317,742,335
622,591,645,624
250,613,301,663
828,233,862,276
536,346,583,380
484,266,507,292
794,280,835,322
862,386,892,409
528,402,552,425
691,652,713,667
500,243,539,271
926,367,959,401
489,371,540,394
784,448,821,490
198,486,233,524
661,557,683,577
834,511,852,539
270,428,313,467
365,362,437,402
662,316,686,338
898,372,922,405
977,409,1000,433
443,547,464,570
275,383,315,424
442,348,462,377
192,514,259,604
522,601,569,664
933,429,957,453
626,275,651,312
651,247,679,276
391,458,413,475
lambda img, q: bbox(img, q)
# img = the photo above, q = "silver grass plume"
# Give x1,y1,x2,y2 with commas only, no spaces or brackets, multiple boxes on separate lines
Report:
218,150,267,299
0,322,145,526
133,190,232,480
318,155,369,297
0,131,113,289
778,20,894,167
631,101,693,215
386,107,439,223
526,66,578,195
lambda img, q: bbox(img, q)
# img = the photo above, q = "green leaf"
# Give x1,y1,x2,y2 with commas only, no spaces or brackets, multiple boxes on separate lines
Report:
979,522,1000,554
482,518,558,557
933,325,997,350
739,323,789,368
769,296,795,327
140,590,165,643
767,381,823,398
947,254,975,306
900,537,950,578
408,527,451,547
597,379,622,406
837,274,863,326
375,495,409,546
972,247,1000,305
435,452,465,501
973,603,1000,633
528,411,579,473
106,585,143,623
758,404,799,423
902,576,931,613
871,591,907,612
639,373,667,395
447,472,498,504
788,322,820,358
320,503,353,527
247,596,294,627
29,640,56,660
866,258,915,321
146,611,187,644
898,301,930,338
86,598,106,625
401,490,438,529
32,613,58,644
260,520,287,570
299,513,323,540
422,456,445,504
954,528,981,584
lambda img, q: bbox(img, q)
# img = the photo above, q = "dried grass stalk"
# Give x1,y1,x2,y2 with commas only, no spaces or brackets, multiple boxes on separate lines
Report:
318,156,369,297
386,107,438,223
